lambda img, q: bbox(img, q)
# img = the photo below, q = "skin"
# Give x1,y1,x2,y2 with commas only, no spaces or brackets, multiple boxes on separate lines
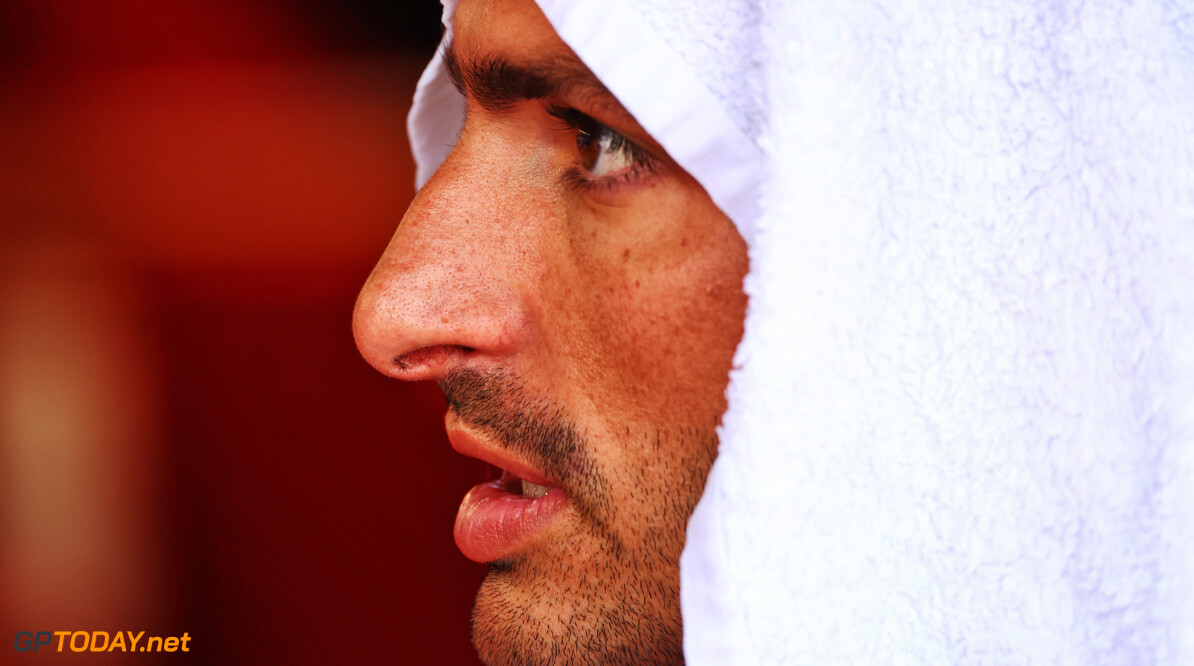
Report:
352,0,749,663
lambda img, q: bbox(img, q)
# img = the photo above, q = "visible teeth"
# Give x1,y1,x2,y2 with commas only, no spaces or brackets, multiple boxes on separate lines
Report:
521,480,550,499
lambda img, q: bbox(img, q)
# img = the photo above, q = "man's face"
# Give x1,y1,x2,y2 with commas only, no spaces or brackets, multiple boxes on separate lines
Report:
353,0,748,663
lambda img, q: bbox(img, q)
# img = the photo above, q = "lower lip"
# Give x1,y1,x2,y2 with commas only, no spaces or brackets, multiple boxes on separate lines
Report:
453,480,568,563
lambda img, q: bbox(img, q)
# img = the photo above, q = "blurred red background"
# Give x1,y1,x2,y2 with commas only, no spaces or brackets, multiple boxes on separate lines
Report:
0,1,487,663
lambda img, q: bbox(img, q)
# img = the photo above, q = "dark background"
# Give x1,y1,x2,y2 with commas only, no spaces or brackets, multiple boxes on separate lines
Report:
1,1,488,663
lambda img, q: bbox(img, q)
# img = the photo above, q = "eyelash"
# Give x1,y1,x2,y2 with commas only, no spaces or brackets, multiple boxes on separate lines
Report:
544,104,658,194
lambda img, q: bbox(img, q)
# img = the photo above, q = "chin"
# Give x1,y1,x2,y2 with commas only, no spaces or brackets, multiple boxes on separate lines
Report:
469,553,685,666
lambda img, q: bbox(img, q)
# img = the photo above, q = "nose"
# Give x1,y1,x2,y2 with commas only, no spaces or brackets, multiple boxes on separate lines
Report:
353,139,537,381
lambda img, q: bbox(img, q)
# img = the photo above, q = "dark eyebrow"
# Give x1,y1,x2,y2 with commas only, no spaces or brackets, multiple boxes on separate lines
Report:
442,38,615,114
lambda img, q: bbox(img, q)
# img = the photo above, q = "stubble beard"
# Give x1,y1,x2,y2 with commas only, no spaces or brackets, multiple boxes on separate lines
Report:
440,369,717,666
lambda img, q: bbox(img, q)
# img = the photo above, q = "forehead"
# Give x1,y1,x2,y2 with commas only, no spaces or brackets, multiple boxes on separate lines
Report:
453,0,570,65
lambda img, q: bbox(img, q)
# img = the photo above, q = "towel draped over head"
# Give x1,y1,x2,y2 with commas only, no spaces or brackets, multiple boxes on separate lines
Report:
410,0,1194,662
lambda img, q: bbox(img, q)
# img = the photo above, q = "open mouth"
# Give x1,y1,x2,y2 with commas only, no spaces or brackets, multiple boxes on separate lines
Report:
447,424,570,563
491,466,551,499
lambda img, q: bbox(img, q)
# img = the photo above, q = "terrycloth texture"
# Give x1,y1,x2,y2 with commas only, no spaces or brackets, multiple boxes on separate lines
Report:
407,0,1194,663
691,1,1194,664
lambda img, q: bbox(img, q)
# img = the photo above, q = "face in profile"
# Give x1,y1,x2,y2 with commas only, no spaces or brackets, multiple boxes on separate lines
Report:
353,0,749,663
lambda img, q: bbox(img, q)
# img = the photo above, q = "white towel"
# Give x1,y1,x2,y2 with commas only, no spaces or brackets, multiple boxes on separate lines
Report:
409,1,1194,662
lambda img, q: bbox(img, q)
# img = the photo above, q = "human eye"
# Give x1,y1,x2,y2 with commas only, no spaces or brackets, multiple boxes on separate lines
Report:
545,104,658,193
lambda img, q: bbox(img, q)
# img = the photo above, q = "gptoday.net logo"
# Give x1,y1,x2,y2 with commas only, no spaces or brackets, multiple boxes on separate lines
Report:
14,631,191,654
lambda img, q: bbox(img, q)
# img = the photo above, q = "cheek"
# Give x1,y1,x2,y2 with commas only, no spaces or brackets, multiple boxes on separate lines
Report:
555,198,749,428
625,256,747,415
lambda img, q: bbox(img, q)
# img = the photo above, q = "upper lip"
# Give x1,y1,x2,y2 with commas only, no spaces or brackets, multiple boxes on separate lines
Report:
445,416,556,488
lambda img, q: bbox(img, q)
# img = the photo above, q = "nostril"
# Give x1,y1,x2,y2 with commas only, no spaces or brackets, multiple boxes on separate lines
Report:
392,344,468,377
